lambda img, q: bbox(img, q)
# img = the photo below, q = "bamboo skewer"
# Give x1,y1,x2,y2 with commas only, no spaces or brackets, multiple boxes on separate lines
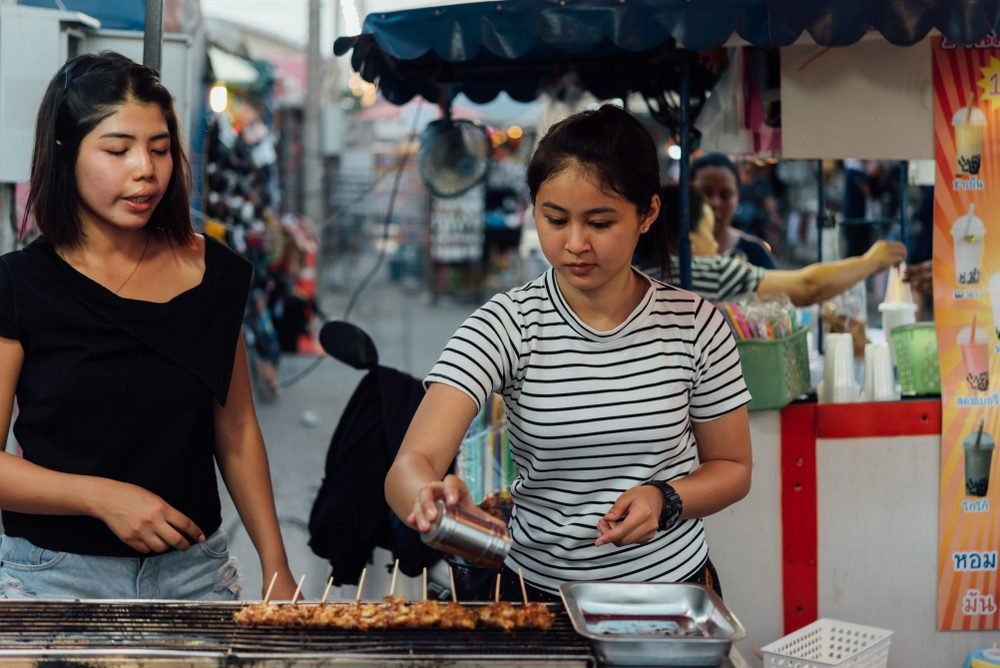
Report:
262,571,278,604
494,573,501,603
449,566,458,603
518,568,529,605
422,567,428,601
291,574,306,605
320,576,334,605
355,567,367,603
389,558,400,598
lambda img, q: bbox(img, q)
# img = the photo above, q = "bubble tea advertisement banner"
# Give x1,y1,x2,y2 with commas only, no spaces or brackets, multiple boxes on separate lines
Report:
932,36,999,631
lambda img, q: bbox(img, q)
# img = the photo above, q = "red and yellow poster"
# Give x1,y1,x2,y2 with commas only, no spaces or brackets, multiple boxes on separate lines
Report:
932,35,1000,631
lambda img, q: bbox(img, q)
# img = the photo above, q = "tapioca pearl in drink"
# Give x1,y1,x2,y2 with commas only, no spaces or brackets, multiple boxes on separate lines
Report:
952,213,986,286
958,325,990,392
967,371,990,392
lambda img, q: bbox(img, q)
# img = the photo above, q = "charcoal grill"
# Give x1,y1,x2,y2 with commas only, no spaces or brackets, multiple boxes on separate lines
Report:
0,600,594,666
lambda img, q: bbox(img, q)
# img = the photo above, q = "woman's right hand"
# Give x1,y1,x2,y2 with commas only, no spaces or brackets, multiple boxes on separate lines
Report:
91,479,205,554
863,240,907,271
407,474,503,533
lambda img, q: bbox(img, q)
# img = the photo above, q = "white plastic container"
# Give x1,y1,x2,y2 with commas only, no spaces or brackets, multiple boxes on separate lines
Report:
761,618,892,668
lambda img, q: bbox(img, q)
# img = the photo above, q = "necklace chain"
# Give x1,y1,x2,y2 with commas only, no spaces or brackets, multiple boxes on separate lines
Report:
113,233,150,295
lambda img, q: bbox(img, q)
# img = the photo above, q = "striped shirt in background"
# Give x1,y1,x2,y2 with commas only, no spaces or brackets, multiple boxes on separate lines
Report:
640,255,766,303
425,269,751,593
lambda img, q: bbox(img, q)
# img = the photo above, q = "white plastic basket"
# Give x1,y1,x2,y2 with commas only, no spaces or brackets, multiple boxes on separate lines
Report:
761,618,893,668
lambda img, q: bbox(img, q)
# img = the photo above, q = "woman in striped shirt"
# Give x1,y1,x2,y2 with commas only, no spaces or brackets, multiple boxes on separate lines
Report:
386,105,752,601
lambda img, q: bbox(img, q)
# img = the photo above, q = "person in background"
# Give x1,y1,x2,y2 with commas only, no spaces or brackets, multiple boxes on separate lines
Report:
635,184,907,306
691,153,778,269
387,104,753,602
902,185,934,320
0,52,296,600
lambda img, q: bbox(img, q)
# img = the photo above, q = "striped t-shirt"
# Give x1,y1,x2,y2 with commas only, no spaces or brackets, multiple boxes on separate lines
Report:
640,255,765,303
425,268,751,593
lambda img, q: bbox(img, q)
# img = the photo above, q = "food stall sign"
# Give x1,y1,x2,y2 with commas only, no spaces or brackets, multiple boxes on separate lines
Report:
931,33,1000,632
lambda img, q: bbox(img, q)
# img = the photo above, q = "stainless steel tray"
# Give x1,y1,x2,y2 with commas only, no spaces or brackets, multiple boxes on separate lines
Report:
558,581,746,666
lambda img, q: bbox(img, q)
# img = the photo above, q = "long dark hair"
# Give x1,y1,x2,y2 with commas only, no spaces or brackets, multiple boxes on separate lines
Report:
634,184,707,279
24,51,193,247
526,103,661,224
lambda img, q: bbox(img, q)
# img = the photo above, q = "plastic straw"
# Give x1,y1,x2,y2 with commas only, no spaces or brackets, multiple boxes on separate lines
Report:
975,418,985,450
262,571,278,604
966,93,976,124
972,313,978,340
964,203,976,238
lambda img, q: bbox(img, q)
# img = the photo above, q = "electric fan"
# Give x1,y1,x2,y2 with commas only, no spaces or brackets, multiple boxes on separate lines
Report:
418,118,491,198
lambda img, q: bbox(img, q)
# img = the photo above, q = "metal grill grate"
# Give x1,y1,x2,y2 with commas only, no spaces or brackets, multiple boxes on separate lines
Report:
0,601,594,666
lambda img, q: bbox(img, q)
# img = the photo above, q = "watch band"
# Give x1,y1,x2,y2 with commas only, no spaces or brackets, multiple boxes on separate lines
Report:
645,480,683,531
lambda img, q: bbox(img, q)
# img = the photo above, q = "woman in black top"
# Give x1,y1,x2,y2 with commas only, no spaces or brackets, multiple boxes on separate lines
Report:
0,52,296,600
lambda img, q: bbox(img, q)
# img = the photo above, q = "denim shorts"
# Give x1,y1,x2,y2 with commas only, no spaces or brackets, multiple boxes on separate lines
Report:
0,528,243,600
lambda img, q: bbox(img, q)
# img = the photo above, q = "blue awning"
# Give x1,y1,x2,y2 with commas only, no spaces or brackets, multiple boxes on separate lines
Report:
18,0,144,31
334,0,1000,105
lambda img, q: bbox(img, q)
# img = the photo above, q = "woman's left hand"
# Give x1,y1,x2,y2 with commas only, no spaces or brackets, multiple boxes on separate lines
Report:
595,485,663,547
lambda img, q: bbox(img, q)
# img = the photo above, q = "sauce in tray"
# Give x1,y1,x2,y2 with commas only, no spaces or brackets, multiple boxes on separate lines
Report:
582,613,712,638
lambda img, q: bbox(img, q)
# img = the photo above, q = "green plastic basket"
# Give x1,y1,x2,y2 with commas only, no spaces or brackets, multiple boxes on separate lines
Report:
736,327,811,412
890,323,940,396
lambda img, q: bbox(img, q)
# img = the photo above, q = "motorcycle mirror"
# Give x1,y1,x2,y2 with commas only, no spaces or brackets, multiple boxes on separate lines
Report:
318,320,379,370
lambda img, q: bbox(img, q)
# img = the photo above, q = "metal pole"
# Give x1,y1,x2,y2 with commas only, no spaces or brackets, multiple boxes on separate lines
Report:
678,50,692,291
304,0,325,276
816,159,825,353
143,0,163,72
898,160,909,258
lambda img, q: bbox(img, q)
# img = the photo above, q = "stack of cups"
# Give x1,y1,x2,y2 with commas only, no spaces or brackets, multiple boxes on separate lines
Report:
879,264,917,365
861,342,898,402
821,332,858,403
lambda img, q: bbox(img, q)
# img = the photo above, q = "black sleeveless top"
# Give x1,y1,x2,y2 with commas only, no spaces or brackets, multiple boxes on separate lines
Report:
0,235,251,556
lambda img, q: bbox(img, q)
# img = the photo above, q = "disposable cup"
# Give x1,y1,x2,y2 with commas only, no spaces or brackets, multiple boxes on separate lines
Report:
958,325,990,391
822,333,857,403
951,211,985,286
953,106,986,175
963,430,995,497
879,302,917,365
862,342,898,401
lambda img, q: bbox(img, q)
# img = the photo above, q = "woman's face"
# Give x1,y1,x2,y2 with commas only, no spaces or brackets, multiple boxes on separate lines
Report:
693,165,738,234
74,98,172,235
535,162,658,302
690,204,719,256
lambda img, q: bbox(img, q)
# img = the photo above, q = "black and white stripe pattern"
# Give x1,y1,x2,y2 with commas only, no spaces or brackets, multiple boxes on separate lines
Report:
640,255,765,303
426,269,751,593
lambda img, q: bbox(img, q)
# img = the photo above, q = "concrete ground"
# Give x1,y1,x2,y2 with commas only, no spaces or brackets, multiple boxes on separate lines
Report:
221,254,481,603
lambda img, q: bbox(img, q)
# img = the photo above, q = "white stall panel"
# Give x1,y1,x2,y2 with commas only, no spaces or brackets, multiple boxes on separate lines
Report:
705,410,784,659
817,435,995,667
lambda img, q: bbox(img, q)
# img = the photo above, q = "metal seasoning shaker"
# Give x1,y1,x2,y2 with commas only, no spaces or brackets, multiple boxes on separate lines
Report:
420,500,512,568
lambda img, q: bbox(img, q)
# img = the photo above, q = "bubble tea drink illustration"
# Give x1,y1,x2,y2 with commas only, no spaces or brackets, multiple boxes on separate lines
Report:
952,204,985,285
953,101,986,175
963,420,994,497
958,315,989,391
